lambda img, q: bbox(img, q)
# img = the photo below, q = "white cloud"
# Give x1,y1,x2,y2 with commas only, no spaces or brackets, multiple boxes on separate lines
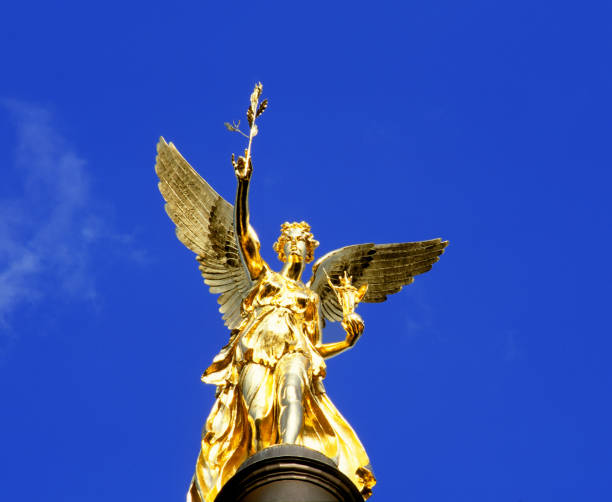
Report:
0,100,145,341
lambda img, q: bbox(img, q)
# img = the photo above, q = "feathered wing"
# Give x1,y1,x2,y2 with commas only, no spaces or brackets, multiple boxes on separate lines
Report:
155,137,253,329
308,239,448,322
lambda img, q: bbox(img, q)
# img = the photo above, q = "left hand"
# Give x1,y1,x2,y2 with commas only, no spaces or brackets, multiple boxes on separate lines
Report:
342,312,364,346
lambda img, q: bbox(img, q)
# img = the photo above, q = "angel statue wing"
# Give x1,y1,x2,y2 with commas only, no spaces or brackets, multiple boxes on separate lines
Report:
155,137,253,329
308,239,448,322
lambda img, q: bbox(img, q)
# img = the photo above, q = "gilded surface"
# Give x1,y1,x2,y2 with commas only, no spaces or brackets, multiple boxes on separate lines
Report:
155,83,448,502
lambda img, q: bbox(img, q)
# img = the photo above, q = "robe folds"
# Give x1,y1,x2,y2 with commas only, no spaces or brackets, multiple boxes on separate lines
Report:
187,268,376,501
186,331,376,502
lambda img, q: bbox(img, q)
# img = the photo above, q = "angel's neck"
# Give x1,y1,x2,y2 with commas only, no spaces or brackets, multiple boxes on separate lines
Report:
281,260,305,281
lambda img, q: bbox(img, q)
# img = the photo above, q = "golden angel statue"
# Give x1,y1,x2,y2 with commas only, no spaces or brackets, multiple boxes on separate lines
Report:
155,83,448,502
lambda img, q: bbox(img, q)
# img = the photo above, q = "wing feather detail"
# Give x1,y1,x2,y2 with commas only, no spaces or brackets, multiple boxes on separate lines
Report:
308,239,448,321
155,137,252,329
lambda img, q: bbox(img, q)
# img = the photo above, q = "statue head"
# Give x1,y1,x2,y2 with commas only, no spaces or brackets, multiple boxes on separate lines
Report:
273,221,319,263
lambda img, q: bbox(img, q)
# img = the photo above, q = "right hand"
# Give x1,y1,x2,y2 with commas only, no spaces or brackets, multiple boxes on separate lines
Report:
232,153,252,181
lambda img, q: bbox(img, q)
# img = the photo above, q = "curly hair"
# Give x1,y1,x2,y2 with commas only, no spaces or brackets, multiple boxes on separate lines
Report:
272,221,319,263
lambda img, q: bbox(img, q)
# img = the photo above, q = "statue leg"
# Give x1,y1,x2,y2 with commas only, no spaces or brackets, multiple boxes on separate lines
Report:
240,362,273,450
276,353,310,444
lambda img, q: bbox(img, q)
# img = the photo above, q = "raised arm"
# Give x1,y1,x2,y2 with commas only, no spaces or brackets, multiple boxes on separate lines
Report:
227,82,269,281
233,160,266,280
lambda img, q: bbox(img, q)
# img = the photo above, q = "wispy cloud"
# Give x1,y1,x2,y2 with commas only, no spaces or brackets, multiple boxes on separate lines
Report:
0,100,145,344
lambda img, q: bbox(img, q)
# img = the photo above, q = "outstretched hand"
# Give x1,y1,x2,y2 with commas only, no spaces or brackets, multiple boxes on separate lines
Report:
342,312,364,347
232,153,252,181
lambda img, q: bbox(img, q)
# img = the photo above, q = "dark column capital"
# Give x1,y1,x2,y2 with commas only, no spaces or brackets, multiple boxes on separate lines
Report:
215,444,364,502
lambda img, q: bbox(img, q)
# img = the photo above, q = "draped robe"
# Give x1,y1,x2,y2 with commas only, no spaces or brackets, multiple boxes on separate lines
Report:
187,267,376,502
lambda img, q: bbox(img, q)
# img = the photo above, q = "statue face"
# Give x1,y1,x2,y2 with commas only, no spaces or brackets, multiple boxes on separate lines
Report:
280,228,308,263
273,221,318,263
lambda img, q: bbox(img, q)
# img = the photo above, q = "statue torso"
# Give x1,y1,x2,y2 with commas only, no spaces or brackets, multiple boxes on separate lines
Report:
236,268,321,369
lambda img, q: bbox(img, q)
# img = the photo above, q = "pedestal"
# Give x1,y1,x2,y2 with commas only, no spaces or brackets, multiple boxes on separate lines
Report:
215,444,364,502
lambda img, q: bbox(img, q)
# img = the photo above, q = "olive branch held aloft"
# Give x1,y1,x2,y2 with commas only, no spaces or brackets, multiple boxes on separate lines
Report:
224,82,268,176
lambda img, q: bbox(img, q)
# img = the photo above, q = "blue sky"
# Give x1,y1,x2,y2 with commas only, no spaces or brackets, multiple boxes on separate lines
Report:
1,1,611,501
